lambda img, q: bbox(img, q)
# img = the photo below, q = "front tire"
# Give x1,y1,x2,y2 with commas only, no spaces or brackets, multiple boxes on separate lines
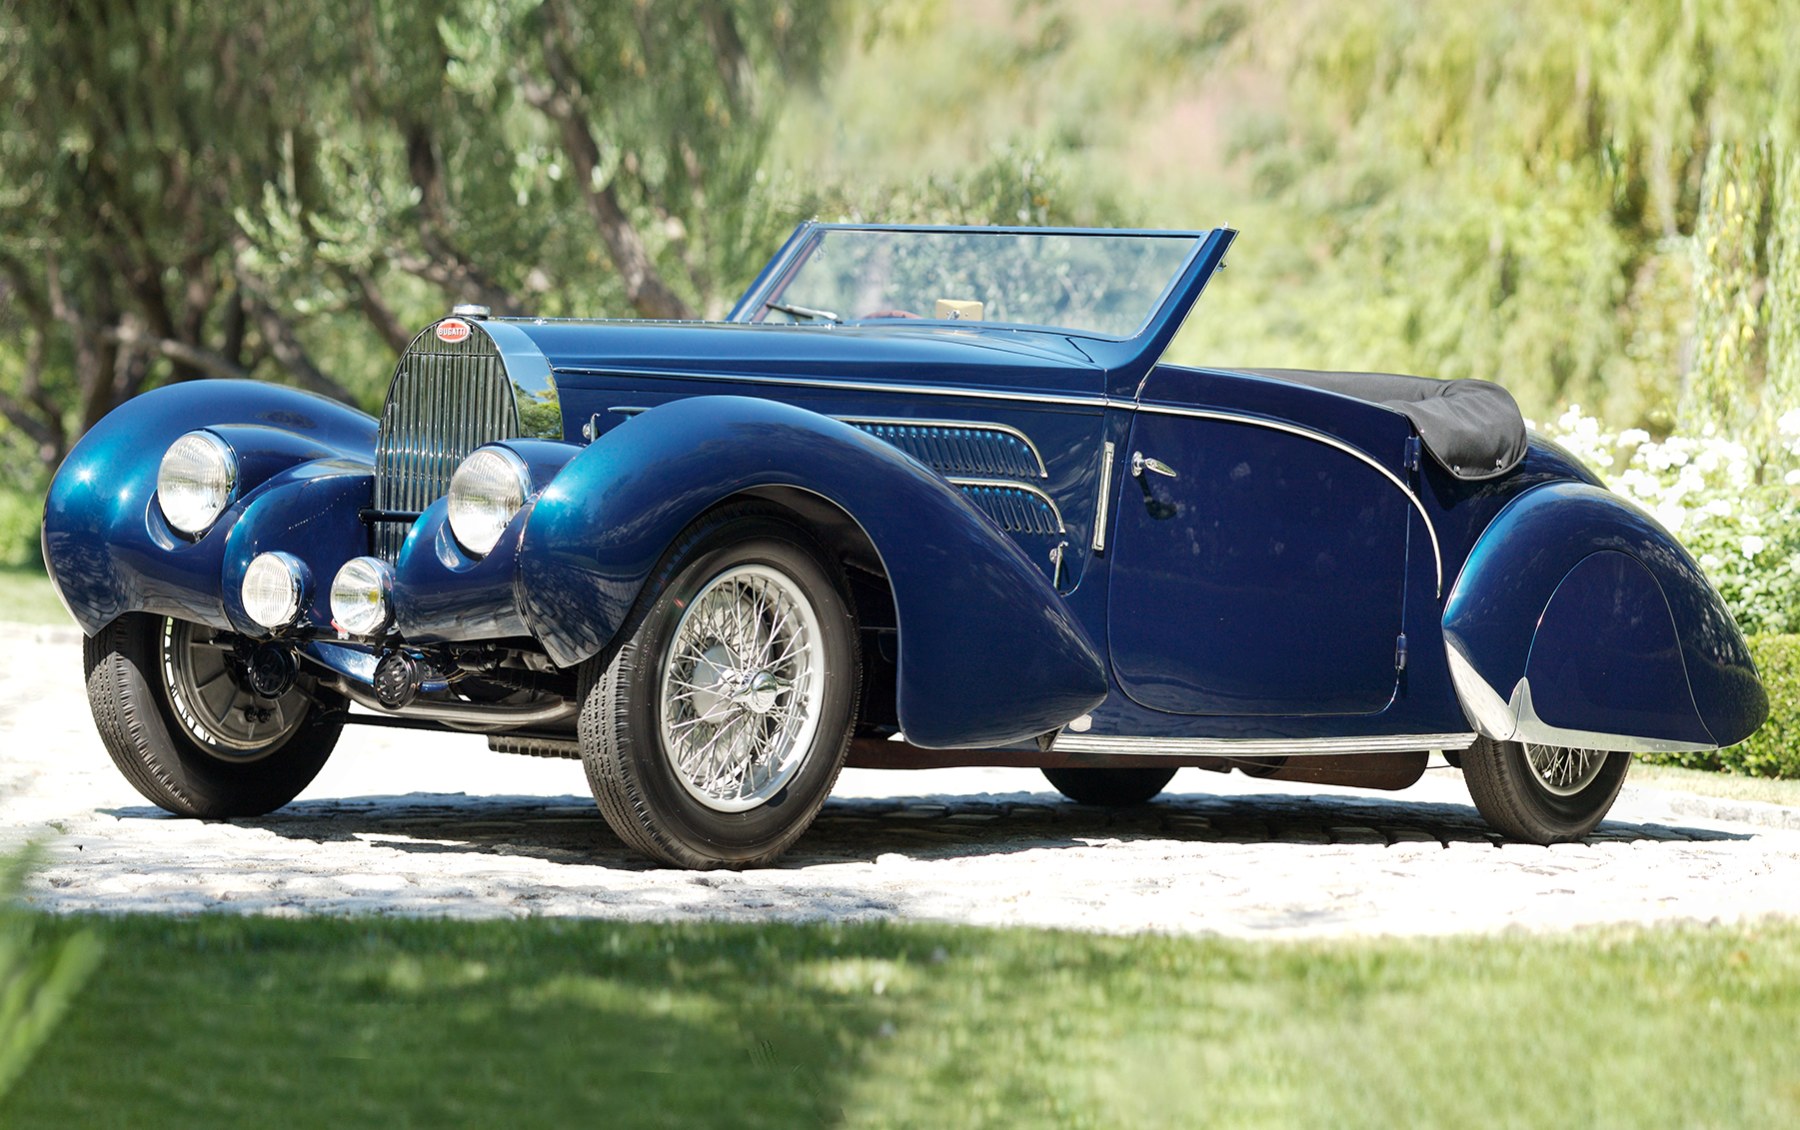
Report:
1042,766,1177,806
1460,735,1630,843
83,614,343,817
580,507,860,869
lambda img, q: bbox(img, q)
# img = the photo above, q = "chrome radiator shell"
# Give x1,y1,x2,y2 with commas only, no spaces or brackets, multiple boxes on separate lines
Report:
370,318,561,560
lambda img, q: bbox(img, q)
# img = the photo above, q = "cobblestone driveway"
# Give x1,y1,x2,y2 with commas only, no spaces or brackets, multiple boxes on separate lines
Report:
5,625,1797,937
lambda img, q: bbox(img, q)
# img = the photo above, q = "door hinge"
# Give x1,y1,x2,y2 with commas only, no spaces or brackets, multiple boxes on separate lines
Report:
1394,633,1409,672
1403,435,1422,474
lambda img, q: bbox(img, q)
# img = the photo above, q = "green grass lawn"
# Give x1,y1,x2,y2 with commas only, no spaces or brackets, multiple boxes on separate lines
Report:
4,916,1799,1128
1630,762,1800,808
0,568,70,628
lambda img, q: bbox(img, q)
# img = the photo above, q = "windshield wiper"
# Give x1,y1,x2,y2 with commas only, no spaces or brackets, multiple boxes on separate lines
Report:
764,300,841,324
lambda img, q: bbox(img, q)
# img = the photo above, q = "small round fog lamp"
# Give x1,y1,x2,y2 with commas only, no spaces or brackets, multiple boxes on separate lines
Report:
241,552,308,630
330,556,394,638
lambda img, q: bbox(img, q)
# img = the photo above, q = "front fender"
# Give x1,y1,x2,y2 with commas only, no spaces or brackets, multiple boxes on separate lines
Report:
43,380,376,635
1443,481,1766,750
518,396,1106,748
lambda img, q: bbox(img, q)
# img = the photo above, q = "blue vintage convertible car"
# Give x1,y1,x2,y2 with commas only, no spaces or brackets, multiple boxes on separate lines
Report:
43,225,1767,867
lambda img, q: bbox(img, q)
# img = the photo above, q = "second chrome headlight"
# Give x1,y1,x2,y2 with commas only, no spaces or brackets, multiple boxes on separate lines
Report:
446,446,529,558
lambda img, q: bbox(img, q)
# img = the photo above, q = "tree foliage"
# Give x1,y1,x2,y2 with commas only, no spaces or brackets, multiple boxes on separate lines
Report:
0,0,833,476
1219,0,1800,445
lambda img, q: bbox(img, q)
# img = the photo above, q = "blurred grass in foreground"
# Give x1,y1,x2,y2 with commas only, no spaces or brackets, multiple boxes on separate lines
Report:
3,916,1798,1128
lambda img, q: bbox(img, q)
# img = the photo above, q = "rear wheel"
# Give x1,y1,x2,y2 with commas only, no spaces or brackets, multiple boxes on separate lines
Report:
1042,766,1177,806
1460,735,1630,843
581,507,860,869
83,614,343,817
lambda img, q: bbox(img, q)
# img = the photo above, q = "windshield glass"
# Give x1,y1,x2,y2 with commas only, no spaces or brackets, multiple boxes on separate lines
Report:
752,228,1200,338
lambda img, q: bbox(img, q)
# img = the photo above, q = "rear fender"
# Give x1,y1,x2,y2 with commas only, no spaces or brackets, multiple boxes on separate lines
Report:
43,381,376,635
518,396,1106,748
1443,482,1766,751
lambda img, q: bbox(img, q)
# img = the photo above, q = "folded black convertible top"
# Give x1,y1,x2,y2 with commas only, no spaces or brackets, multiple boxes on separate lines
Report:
1237,368,1529,481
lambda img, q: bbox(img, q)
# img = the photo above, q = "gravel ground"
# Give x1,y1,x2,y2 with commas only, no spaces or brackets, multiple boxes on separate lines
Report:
4,624,1797,938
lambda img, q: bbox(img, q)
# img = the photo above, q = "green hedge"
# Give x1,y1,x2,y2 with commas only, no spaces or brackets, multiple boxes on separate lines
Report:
1642,634,1800,779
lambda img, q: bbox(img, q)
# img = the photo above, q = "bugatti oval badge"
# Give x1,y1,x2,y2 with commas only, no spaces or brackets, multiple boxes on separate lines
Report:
435,319,472,344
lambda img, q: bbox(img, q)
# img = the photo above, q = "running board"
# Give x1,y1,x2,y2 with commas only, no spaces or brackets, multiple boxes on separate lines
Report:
1053,733,1477,758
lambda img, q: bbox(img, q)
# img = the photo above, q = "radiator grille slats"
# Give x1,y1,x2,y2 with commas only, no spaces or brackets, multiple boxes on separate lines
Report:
371,326,518,560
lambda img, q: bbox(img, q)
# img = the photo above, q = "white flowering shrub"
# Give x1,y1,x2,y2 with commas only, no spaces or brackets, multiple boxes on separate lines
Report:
1535,407,1800,636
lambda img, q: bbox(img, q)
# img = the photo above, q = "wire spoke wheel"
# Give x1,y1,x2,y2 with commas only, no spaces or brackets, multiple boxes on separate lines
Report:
659,564,826,813
1522,742,1607,796
580,506,860,870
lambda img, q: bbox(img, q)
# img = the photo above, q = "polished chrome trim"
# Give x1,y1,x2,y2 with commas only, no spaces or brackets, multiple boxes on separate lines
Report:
838,417,1049,477
1444,642,1716,754
1092,441,1116,552
1054,732,1479,757
1130,451,1177,479
1444,642,1518,741
326,677,577,727
481,321,562,440
947,477,1066,534
1134,403,1444,597
374,320,533,560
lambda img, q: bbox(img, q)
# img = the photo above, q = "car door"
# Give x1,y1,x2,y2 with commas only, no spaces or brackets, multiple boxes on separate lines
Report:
1106,373,1414,717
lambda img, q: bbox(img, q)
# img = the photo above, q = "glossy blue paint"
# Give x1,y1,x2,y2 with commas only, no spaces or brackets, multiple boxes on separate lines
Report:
514,395,1107,748
219,461,375,637
1108,404,1410,716
43,380,375,635
1442,481,1766,748
1523,551,1711,745
40,227,1766,766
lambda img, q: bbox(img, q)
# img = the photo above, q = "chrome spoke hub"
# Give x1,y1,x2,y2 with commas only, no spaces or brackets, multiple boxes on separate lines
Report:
1523,742,1607,796
659,564,824,813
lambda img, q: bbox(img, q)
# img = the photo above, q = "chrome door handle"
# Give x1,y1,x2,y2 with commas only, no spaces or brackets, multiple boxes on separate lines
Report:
1131,451,1178,479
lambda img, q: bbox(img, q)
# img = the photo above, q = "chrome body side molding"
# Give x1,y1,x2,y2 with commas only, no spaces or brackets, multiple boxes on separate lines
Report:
1054,732,1478,757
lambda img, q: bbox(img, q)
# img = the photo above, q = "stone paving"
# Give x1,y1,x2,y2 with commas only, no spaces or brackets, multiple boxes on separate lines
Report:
4,623,1798,937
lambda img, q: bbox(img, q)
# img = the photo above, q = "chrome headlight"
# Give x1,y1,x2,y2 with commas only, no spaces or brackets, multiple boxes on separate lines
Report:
157,431,237,536
241,552,308,630
447,447,529,558
330,556,395,638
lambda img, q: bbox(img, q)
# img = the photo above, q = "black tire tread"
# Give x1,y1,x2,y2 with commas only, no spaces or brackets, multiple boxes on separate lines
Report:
1460,735,1630,843
82,614,342,818
1042,766,1176,806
